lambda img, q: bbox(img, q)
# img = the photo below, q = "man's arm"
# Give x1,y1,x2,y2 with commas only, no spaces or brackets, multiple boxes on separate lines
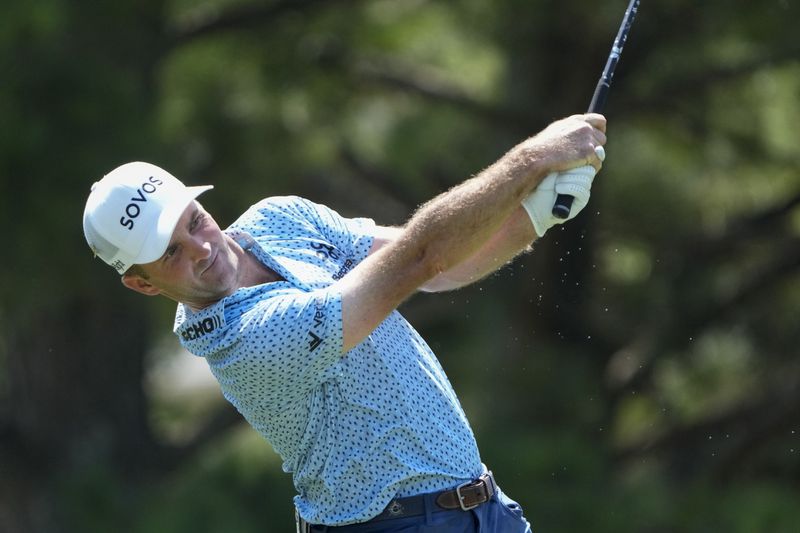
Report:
368,205,536,293
333,113,607,352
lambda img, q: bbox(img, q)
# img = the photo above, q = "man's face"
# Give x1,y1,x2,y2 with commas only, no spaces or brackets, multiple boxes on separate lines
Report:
122,201,240,308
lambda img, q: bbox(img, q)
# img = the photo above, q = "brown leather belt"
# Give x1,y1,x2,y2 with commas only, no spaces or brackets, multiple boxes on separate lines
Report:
296,471,496,532
434,471,497,511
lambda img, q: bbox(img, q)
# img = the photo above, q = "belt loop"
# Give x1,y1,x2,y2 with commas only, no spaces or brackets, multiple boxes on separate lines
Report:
424,491,435,525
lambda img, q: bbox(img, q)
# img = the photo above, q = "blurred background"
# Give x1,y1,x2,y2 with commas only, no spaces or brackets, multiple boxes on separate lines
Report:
1,0,799,531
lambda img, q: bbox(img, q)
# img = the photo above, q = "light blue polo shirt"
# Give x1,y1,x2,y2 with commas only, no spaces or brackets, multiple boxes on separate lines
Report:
173,196,482,526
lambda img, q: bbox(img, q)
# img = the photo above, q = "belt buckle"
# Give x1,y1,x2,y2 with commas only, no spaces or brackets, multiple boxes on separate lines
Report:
455,481,480,511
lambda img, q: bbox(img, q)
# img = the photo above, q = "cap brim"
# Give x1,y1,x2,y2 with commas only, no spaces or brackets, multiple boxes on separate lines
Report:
135,185,213,265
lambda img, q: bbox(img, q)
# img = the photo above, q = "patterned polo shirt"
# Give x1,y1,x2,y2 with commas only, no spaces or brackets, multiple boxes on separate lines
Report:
173,196,483,526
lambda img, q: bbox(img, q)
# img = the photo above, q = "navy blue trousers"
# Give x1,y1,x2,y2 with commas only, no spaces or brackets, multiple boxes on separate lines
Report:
308,487,532,533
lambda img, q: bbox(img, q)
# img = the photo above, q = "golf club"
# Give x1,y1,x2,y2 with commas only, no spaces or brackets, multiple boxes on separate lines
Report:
552,0,640,219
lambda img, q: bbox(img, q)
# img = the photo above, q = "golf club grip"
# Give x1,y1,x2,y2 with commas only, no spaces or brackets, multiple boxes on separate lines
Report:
552,82,610,219
551,194,575,219
588,80,611,115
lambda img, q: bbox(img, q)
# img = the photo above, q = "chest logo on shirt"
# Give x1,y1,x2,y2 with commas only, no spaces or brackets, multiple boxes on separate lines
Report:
332,258,355,280
311,242,340,261
309,241,356,281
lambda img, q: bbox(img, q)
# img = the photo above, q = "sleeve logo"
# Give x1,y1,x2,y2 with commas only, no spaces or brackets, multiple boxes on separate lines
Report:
308,331,323,351
180,314,222,341
307,300,326,351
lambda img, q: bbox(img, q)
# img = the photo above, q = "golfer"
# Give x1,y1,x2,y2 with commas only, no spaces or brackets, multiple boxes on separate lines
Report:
83,113,606,532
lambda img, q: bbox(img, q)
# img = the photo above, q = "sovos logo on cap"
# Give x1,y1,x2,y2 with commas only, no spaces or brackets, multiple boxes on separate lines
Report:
118,175,166,230
82,162,213,274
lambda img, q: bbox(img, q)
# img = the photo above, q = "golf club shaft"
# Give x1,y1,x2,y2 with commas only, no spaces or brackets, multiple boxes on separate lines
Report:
551,0,640,219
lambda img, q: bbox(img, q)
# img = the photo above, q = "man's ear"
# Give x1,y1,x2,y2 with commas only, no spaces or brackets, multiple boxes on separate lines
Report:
121,274,161,296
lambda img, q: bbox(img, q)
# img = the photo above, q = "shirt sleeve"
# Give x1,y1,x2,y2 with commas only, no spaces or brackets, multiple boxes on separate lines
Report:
292,197,376,259
232,286,344,409
241,196,376,263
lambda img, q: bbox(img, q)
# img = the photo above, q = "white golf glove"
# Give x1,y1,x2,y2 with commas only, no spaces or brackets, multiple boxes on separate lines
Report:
521,164,597,237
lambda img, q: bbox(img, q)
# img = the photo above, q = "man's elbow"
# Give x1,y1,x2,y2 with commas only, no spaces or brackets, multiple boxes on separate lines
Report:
391,235,449,286
418,268,476,292
419,276,458,293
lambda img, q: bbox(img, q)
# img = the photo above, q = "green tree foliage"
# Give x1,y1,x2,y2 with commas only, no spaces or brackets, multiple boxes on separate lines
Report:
1,1,799,532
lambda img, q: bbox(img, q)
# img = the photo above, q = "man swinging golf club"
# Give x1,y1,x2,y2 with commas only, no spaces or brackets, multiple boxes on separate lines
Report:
83,112,606,532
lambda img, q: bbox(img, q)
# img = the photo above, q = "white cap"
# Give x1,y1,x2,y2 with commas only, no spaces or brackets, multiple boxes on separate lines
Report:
82,162,213,274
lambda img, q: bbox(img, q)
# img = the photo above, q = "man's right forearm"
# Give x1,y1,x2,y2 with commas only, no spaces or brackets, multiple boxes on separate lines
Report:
396,152,547,281
396,112,606,280
337,114,606,351
419,206,537,293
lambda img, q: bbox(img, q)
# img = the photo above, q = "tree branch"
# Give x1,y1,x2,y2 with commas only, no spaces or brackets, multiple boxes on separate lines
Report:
622,46,800,119
614,361,800,481
605,237,800,392
684,187,800,261
166,0,363,50
349,55,538,132
338,144,418,209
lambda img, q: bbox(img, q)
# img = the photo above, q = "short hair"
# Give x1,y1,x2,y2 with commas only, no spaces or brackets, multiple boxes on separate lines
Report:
124,264,150,280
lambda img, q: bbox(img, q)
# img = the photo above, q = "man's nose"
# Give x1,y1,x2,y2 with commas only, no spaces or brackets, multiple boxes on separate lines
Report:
188,236,212,261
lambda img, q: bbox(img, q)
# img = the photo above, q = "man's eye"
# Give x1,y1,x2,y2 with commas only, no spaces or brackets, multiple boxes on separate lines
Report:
190,214,203,231
165,245,178,258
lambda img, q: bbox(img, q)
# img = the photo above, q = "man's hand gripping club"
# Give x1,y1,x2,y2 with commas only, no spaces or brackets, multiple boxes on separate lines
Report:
521,114,607,237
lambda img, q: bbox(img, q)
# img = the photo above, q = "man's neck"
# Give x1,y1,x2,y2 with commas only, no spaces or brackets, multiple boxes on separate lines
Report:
239,250,284,287
228,232,284,289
